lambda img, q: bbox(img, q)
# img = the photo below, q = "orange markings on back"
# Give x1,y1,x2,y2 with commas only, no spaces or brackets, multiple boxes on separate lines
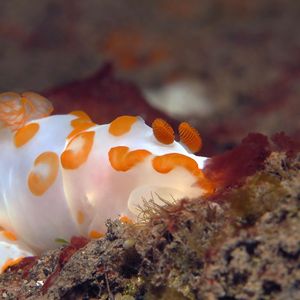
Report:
0,92,53,131
76,210,85,225
1,257,24,273
152,118,175,145
28,152,59,196
71,118,94,128
152,153,215,195
119,215,134,224
178,122,202,153
152,153,199,174
14,123,39,147
88,230,104,239
109,146,151,172
67,111,95,139
61,131,95,169
67,121,95,139
69,110,91,120
109,115,137,136
2,230,17,241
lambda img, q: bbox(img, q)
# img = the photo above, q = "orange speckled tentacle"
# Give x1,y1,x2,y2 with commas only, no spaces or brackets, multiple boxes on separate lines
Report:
178,122,202,153
152,118,175,145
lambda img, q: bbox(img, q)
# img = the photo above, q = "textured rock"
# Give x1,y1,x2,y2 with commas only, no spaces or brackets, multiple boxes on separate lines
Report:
0,136,299,299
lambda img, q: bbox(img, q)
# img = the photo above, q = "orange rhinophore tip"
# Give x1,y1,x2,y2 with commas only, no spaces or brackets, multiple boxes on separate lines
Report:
0,91,53,131
152,118,175,145
178,122,202,153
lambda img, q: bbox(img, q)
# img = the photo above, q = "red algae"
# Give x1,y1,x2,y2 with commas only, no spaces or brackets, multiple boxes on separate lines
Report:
204,133,271,191
271,132,300,158
41,236,89,293
44,63,174,126
69,236,90,249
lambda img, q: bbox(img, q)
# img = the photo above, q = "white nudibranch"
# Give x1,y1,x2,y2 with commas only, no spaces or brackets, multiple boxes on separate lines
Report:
0,91,214,272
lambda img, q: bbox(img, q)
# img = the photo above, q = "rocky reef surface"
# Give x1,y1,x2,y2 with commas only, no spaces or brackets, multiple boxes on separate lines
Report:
0,134,299,300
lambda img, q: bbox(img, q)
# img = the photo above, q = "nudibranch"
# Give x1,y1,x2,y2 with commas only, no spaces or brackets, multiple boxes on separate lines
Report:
0,91,213,272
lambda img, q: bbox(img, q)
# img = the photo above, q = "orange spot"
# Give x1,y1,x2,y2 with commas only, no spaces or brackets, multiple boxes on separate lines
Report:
1,257,24,273
2,230,17,241
178,122,202,153
109,146,151,172
152,118,175,145
70,118,94,128
69,110,91,120
61,131,95,169
0,91,53,131
109,116,137,137
28,152,59,196
152,153,214,194
67,111,95,139
88,230,104,239
67,121,95,139
153,153,199,174
14,123,39,147
119,216,134,224
76,210,85,225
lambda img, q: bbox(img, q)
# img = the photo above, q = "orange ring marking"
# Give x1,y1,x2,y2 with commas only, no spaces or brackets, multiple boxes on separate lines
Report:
109,146,151,171
28,152,59,196
61,131,95,169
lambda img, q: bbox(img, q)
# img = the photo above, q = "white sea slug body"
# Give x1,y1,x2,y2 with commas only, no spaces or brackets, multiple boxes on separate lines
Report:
0,92,213,271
